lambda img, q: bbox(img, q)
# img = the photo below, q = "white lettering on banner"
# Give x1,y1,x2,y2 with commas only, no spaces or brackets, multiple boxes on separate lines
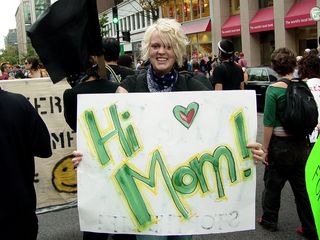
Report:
0,78,77,212
250,23,273,30
286,17,313,25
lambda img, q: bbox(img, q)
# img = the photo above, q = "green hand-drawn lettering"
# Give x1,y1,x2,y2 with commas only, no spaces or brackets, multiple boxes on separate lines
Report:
172,166,198,194
189,146,237,198
234,111,249,159
83,104,140,166
115,150,189,229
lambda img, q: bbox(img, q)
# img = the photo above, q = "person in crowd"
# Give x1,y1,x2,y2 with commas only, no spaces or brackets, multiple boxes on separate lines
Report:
209,39,244,90
136,59,143,71
118,54,134,69
206,56,213,77
0,87,52,240
73,18,265,240
39,62,49,77
298,51,320,146
0,62,11,80
102,37,135,82
199,54,207,73
192,61,205,76
178,57,212,90
63,58,133,240
238,52,248,68
258,47,318,240
24,57,45,78
304,48,311,57
234,51,240,63
13,64,25,79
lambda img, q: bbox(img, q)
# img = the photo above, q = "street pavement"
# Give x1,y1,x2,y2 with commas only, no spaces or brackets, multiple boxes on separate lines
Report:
37,113,307,240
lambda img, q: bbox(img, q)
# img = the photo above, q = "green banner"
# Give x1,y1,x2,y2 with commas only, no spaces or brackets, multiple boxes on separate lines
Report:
305,137,320,238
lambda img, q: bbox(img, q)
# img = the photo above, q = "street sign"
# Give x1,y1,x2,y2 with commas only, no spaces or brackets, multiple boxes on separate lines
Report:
310,6,320,21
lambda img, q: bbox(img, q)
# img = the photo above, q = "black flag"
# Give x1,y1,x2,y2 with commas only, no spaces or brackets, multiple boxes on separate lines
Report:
27,0,102,83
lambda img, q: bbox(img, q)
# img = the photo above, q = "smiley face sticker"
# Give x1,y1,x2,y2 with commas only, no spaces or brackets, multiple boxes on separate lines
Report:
52,155,77,193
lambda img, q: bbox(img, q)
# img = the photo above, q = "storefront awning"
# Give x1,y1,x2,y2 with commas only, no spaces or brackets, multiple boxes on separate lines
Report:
181,18,211,35
221,15,241,37
250,7,274,33
285,0,316,28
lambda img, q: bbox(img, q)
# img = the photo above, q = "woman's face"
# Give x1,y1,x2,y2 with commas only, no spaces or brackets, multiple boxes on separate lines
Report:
149,32,176,75
24,60,31,70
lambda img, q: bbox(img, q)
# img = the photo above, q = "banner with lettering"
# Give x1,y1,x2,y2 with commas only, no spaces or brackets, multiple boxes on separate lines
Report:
306,137,320,238
77,90,257,235
0,78,77,212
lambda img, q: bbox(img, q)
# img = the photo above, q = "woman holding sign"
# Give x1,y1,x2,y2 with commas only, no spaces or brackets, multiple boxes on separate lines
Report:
114,17,265,240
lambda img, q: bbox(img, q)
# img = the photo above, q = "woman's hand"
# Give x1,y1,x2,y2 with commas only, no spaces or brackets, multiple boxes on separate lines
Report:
246,142,268,166
72,151,83,167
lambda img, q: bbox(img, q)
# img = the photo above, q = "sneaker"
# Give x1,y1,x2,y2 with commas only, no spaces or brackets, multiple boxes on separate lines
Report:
257,217,278,232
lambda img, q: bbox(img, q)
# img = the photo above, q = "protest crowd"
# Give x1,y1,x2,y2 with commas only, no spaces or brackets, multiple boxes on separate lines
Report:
1,1,319,240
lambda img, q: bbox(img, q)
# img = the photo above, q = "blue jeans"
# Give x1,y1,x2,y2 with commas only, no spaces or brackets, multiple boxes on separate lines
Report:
136,236,192,240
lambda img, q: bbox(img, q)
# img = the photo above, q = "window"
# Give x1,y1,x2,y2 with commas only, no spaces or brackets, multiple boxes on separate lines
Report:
230,0,240,15
136,13,140,29
168,0,175,18
259,0,273,8
192,0,200,20
176,0,183,22
127,16,131,31
161,2,169,18
123,18,127,31
141,11,146,28
146,11,151,26
131,15,135,31
184,0,191,21
202,0,210,17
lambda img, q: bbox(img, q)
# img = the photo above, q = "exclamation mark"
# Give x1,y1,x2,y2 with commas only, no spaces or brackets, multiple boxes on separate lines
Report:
234,111,251,178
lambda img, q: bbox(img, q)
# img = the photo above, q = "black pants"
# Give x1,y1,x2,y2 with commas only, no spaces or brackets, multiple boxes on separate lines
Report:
2,213,38,240
262,135,318,239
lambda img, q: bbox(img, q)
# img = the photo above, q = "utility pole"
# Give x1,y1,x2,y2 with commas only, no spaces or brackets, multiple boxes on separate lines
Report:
113,0,119,42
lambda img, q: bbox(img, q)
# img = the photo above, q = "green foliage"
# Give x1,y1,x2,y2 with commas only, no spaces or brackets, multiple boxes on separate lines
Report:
138,0,169,20
99,13,111,38
0,42,38,65
0,44,19,64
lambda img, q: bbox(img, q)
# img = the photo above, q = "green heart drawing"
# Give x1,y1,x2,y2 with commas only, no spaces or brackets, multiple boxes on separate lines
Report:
173,102,199,129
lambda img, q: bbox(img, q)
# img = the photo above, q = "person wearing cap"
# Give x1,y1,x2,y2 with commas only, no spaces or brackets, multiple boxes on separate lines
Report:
209,39,244,90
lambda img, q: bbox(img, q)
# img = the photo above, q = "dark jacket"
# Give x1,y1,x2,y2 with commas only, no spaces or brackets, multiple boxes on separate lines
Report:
121,70,212,92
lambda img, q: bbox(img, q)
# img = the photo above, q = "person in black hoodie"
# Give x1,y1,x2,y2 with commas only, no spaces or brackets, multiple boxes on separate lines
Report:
0,88,52,240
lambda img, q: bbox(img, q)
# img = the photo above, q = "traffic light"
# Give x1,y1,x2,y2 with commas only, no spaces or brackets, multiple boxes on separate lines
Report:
122,31,130,42
112,6,118,24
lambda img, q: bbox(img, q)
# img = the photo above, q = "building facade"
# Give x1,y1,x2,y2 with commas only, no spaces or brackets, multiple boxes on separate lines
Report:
16,0,32,59
98,0,320,67
15,0,51,59
5,29,18,47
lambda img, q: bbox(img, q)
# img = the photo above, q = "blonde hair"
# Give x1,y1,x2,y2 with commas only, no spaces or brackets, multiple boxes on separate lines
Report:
141,18,189,67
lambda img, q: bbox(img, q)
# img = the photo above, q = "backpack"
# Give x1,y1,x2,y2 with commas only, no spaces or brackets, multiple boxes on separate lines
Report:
279,78,318,137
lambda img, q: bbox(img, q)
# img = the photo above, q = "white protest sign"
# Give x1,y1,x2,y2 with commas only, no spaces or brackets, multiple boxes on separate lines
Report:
0,78,77,212
77,90,257,235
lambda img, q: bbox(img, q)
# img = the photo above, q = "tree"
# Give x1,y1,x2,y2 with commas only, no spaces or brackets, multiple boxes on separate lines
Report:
0,44,19,64
136,0,169,21
99,13,111,38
